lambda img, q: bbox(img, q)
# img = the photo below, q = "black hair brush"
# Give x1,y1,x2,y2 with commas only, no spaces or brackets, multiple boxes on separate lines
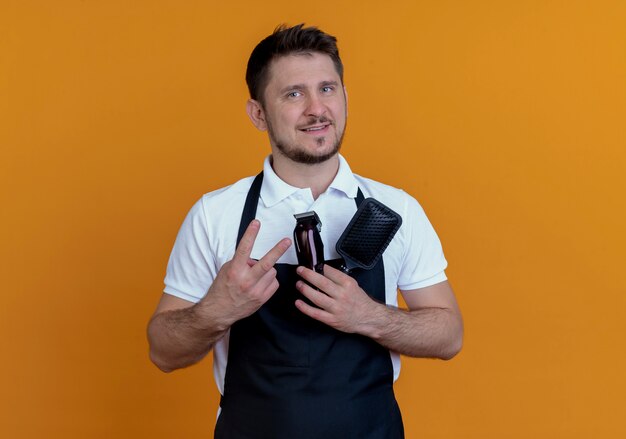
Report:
336,198,402,272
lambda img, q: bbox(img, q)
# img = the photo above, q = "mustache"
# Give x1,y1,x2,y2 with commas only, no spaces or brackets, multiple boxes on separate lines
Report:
301,116,334,127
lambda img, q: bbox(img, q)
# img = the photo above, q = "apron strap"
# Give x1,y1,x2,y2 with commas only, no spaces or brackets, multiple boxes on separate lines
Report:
356,187,365,206
236,172,264,246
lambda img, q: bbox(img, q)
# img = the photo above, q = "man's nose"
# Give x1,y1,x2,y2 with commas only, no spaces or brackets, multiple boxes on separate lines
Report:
305,94,326,117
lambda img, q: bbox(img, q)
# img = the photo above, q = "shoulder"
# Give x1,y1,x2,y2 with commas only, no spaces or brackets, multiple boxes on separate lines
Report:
177,175,256,243
194,175,256,221
200,175,256,204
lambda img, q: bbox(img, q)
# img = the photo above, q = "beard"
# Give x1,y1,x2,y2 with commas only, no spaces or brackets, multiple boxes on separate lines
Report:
267,115,346,165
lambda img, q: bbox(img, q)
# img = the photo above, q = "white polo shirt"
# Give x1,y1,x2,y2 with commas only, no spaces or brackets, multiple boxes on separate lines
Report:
164,154,448,393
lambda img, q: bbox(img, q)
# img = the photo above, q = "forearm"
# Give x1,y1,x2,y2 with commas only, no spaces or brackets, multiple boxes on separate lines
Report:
147,301,231,373
361,304,464,360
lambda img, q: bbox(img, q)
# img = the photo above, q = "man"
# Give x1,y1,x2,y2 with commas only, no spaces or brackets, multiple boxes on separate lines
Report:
148,24,463,438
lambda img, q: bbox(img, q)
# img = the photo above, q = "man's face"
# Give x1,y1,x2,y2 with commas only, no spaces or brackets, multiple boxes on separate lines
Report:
257,52,347,164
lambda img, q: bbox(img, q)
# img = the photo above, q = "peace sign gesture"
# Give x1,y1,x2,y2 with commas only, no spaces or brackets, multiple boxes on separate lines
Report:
198,220,292,325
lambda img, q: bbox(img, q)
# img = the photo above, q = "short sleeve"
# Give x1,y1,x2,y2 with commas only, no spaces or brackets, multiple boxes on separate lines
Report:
396,195,448,291
163,198,216,303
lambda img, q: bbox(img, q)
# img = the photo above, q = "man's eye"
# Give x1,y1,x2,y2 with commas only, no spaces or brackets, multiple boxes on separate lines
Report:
322,86,334,93
288,91,302,98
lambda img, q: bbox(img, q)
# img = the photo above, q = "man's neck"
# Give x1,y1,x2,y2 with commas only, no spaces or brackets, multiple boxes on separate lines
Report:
270,154,340,200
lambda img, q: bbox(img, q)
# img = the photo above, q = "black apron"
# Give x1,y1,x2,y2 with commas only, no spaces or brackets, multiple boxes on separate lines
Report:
215,173,404,439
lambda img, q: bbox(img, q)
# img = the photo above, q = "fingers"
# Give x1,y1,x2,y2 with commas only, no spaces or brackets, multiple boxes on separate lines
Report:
252,265,280,297
295,298,333,324
234,220,292,274
260,274,280,299
296,279,334,309
256,268,278,291
295,267,371,334
233,220,261,266
320,264,353,285
251,237,292,277
296,266,335,294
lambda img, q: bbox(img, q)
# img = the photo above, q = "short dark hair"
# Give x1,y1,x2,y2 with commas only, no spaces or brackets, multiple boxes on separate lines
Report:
245,24,344,104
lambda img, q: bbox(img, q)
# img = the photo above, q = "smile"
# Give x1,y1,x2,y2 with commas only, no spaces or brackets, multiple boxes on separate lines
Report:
299,123,331,133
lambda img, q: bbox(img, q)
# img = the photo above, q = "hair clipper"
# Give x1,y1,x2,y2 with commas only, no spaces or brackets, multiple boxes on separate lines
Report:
293,211,324,274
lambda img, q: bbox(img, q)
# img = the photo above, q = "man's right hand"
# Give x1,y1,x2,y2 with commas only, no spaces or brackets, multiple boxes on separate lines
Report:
196,219,292,325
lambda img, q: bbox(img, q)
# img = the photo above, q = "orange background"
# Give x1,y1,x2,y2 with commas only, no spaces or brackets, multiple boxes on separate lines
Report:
2,1,625,438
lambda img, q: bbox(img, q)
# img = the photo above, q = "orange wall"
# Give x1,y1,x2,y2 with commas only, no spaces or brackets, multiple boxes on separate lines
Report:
2,1,625,438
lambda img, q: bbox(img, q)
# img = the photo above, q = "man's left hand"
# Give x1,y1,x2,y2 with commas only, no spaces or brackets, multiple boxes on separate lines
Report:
295,264,385,334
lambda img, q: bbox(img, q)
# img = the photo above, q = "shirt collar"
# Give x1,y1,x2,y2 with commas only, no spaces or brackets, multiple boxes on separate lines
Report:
260,154,359,207
329,154,360,199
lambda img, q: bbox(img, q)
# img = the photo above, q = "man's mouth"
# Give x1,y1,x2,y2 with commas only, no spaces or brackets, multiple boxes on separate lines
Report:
299,123,332,133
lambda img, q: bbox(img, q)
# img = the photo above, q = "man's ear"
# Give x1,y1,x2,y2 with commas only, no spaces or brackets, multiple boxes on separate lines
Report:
343,85,348,117
246,99,267,131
